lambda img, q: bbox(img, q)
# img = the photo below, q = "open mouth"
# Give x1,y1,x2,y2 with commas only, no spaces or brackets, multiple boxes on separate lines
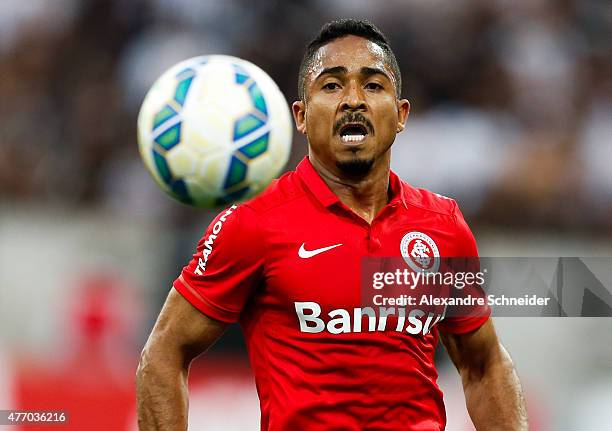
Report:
339,123,369,144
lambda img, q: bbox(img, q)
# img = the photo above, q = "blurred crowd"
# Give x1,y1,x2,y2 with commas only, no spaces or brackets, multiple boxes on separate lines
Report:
1,0,610,232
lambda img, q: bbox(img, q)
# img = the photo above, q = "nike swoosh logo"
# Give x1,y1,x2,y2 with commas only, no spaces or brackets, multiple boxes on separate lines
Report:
298,243,343,259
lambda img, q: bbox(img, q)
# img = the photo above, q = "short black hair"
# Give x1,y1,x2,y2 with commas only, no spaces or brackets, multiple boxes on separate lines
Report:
298,19,401,100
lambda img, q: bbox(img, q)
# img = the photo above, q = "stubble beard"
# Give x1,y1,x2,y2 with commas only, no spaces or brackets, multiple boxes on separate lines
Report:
336,155,375,179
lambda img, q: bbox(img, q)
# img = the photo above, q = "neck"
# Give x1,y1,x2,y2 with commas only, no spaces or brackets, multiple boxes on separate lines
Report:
310,152,391,224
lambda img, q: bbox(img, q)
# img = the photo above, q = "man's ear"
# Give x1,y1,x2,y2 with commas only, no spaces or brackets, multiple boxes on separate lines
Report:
292,100,307,135
396,99,410,133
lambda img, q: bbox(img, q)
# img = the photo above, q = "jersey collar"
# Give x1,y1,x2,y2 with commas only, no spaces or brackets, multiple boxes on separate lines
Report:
296,157,407,209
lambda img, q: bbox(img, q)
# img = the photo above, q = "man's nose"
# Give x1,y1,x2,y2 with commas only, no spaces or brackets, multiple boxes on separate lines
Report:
340,83,367,111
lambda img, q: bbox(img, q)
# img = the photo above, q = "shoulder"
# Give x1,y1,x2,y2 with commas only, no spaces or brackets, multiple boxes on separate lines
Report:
400,181,477,255
241,169,307,215
201,170,308,256
401,181,458,218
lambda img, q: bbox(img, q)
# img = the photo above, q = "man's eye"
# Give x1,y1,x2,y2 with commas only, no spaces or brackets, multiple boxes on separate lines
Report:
322,82,340,90
365,82,383,90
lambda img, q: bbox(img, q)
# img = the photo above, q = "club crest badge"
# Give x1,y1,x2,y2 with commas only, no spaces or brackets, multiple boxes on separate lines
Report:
400,231,440,273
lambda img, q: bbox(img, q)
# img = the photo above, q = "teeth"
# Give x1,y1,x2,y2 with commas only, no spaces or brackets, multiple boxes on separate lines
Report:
341,134,365,143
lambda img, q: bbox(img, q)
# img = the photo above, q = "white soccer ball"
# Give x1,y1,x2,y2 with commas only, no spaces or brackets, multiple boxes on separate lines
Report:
137,55,293,207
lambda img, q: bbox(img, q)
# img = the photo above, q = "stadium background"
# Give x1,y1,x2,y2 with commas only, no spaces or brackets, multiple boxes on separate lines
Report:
0,0,611,429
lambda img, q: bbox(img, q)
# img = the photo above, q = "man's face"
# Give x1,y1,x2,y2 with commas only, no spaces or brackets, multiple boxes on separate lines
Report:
293,35,410,177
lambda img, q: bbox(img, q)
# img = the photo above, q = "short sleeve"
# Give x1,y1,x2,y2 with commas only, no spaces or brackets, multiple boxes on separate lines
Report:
173,204,264,323
437,201,491,334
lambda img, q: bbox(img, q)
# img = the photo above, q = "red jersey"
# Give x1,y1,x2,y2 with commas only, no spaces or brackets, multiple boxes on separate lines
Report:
174,157,490,430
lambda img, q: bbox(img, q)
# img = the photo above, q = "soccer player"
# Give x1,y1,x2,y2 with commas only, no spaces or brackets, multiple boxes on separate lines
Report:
137,19,528,430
